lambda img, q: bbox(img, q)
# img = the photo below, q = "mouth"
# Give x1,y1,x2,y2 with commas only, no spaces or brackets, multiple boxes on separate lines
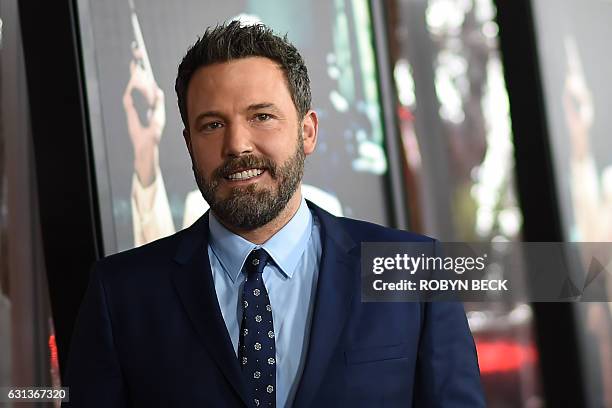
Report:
224,168,266,182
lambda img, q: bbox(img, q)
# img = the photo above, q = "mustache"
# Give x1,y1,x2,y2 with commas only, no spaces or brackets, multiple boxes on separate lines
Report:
213,155,277,180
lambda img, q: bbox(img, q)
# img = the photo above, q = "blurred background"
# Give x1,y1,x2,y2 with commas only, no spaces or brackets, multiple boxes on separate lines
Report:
2,0,611,406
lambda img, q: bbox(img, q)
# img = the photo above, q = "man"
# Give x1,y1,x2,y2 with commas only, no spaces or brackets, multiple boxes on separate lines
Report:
66,21,484,407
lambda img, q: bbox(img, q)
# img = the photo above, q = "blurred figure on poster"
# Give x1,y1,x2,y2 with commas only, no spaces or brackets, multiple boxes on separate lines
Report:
563,35,612,407
122,17,343,247
564,36,612,243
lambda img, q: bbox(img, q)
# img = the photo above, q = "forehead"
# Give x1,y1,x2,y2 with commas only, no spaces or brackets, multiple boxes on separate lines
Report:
186,57,294,115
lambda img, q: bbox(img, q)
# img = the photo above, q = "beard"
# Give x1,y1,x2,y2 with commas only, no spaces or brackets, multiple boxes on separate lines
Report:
193,131,305,230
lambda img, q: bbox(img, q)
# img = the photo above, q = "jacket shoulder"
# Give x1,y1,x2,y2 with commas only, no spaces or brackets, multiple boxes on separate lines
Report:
93,225,194,279
336,216,434,243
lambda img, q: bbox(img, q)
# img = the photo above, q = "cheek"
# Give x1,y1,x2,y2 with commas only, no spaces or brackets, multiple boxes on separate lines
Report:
190,140,222,172
254,130,300,159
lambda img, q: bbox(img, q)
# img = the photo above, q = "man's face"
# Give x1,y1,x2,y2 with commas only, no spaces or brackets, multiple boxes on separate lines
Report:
184,57,317,230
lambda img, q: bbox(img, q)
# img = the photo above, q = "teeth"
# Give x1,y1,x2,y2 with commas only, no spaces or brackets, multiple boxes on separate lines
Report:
228,168,264,180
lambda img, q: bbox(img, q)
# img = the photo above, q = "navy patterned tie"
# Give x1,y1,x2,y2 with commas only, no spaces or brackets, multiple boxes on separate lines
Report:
239,249,276,408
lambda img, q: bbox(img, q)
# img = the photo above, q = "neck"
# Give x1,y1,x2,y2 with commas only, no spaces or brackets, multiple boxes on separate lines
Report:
214,188,303,245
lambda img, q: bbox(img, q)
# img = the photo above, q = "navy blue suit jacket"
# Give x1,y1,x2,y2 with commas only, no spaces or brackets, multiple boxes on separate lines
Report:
65,201,484,407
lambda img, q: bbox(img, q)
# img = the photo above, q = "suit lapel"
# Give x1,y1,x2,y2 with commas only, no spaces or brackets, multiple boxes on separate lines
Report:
292,203,359,408
170,213,249,406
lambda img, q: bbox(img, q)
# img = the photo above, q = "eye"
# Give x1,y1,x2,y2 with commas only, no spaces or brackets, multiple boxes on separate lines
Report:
254,113,272,122
201,121,224,131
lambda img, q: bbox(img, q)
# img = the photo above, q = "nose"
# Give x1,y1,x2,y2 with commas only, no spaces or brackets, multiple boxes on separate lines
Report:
222,122,253,158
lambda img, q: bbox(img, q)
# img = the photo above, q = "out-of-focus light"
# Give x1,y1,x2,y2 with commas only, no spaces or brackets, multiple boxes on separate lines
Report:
352,140,388,175
393,59,416,107
439,49,468,76
434,51,467,124
329,90,349,112
499,207,523,237
475,207,494,236
49,334,59,368
474,0,496,23
467,310,488,331
471,57,516,238
482,21,499,39
476,340,538,374
435,62,466,124
491,235,509,243
327,65,341,80
508,304,533,325
426,0,470,35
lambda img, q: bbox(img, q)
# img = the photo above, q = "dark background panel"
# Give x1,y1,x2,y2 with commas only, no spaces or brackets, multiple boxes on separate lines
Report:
18,0,102,381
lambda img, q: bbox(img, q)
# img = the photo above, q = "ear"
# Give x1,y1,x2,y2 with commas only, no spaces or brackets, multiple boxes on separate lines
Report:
301,109,318,156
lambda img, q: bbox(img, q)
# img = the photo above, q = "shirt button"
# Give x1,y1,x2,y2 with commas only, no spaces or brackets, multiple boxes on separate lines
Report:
252,259,260,266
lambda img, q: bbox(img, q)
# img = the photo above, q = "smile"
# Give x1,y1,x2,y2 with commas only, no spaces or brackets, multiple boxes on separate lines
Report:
226,168,265,181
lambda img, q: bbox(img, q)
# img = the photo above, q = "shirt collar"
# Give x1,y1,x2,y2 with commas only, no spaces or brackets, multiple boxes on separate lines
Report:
208,197,313,282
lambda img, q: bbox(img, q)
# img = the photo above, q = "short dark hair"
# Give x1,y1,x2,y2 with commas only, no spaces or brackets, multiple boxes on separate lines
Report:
175,20,311,129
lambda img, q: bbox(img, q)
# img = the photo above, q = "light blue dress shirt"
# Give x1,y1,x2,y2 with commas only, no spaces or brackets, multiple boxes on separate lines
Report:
207,198,322,407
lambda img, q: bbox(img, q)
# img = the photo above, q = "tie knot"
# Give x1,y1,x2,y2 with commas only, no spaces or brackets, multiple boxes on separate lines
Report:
244,248,269,276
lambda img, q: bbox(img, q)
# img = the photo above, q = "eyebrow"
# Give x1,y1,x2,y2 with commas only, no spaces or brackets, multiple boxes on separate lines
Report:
193,103,282,125
246,102,280,112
